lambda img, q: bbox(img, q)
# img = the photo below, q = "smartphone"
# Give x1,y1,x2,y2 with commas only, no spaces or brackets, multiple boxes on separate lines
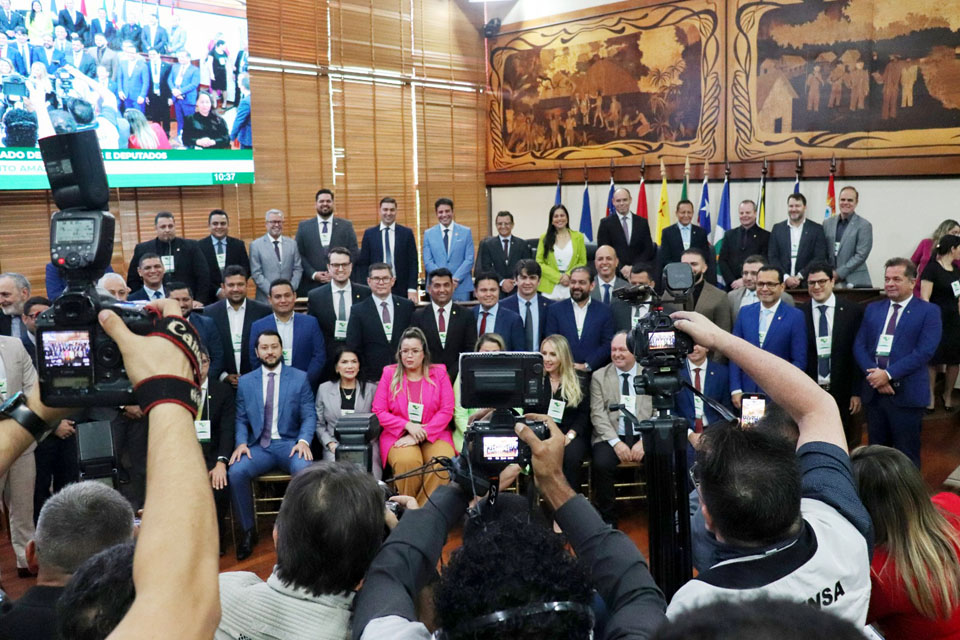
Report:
740,394,766,426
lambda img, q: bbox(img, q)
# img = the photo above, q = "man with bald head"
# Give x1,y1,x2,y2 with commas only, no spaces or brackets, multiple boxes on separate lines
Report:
718,199,770,289
591,245,628,304
597,187,655,279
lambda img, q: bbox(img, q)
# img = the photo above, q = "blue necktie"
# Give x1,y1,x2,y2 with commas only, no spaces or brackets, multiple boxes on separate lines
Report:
818,305,830,379
603,283,611,304
322,220,329,236
443,228,450,254
216,240,225,255
260,372,276,448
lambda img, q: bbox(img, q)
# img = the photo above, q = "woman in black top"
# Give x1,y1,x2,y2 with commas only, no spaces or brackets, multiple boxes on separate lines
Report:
207,40,228,106
539,334,591,489
181,92,230,149
921,234,960,410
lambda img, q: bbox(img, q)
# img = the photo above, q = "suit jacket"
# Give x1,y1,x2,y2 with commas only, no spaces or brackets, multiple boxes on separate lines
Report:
249,234,302,302
658,224,717,284
730,302,807,394
0,8,24,36
3,45,24,75
472,305,524,351
801,297,864,402
854,297,941,407
56,9,86,38
294,216,360,296
501,293,553,351
693,282,732,334
412,303,476,382
168,25,186,53
127,285,169,302
64,50,97,78
422,223,475,300
315,379,376,448
86,18,117,47
371,364,454,465
249,313,325,389
768,219,828,280
145,59,171,101
116,57,149,101
202,298,271,377
167,62,200,105
32,45,64,73
235,365,316,447
823,213,873,287
345,295,415,382
196,235,251,303
677,361,732,432
476,235,532,288
307,282,371,380
728,288,795,319
718,225,770,286
189,312,224,381
119,23,142,51
125,237,211,302
596,213,656,269
0,336,36,396
543,299,614,371
86,44,118,78
230,94,251,146
591,276,629,303
200,378,235,466
357,224,419,296
589,362,654,444
140,24,168,54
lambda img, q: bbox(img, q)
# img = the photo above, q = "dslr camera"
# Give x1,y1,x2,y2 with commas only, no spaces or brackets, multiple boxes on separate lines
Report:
35,129,152,407
458,352,551,474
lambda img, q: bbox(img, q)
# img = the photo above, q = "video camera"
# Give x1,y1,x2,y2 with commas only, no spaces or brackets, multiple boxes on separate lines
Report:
35,128,152,407
459,352,551,475
1,74,27,104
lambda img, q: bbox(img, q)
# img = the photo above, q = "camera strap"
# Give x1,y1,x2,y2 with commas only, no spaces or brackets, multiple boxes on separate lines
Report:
682,380,738,423
132,312,205,417
144,312,204,384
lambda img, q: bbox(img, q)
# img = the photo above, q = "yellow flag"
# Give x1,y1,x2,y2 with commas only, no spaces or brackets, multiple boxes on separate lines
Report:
656,158,670,243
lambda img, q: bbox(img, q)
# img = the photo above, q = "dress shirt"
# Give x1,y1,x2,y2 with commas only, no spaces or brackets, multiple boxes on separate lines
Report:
0,352,7,401
788,220,804,275
741,288,759,307
477,303,498,335
331,281,352,322
317,214,333,245
518,293,540,349
431,301,453,341
632,303,650,324
572,298,591,338
882,296,911,332
440,223,453,256
373,293,394,329
144,285,164,301
687,359,710,431
226,299,247,373
269,234,283,261
758,299,782,344
262,363,282,440
379,223,394,268
150,60,161,93
274,315,294,365
598,275,618,303
610,362,638,445
678,223,692,250
814,294,836,385
210,235,228,253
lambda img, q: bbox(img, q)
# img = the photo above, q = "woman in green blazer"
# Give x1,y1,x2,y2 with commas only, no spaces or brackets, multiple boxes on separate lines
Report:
536,203,587,299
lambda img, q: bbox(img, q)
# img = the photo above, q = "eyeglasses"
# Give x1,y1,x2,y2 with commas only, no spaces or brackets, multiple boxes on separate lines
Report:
807,278,830,287
369,276,392,283
329,263,351,270
755,281,780,289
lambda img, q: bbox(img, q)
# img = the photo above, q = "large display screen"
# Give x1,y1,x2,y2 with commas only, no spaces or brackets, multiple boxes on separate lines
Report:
0,0,253,189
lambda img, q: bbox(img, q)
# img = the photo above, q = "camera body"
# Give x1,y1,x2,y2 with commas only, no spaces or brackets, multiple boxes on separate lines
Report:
463,417,549,472
1,74,27,104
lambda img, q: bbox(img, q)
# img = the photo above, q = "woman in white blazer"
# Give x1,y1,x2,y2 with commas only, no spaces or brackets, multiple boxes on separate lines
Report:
315,346,379,475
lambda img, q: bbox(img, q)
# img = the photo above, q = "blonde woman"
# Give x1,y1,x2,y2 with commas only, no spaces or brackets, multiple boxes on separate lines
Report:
372,326,455,504
852,445,960,639
536,204,587,300
539,334,590,489
124,108,171,150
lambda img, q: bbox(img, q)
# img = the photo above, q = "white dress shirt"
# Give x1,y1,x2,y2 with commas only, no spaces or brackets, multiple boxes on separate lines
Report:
572,298,591,338
439,223,454,256
741,288,759,307
373,293,395,336
262,363,282,440
226,299,247,373
610,362,638,445
431,301,453,346
619,214,631,243
882,295,911,332
274,315,294,365
687,359,710,430
788,221,804,276
317,214,333,246
379,223,395,269
758,299,782,344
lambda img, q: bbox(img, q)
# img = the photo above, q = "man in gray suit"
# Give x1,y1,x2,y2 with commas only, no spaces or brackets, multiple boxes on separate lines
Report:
294,188,359,296
728,255,794,321
823,186,873,288
250,209,302,302
591,245,628,304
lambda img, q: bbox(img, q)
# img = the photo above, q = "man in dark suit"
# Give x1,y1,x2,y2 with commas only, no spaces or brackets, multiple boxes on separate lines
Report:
249,279,326,390
201,265,271,388
86,8,116,48
501,259,553,351
718,199,770,288
730,265,807,407
144,47,171,135
197,209,250,303
543,266,614,371
658,199,717,285
0,0,24,38
127,254,170,302
472,272,524,351
125,211,211,302
118,8,142,52
295,188,359,297
306,247,370,382
0,33,23,75
476,211,532,296
196,346,235,553
346,262,415,382
65,33,96,77
854,258,941,467
139,12,167,54
801,261,864,449
228,330,316,560
167,282,225,382
57,0,87,41
610,263,658,332
33,33,65,73
11,27,32,76
116,39,149,112
767,192,828,289
411,268,476,383
596,187,656,279
357,197,419,302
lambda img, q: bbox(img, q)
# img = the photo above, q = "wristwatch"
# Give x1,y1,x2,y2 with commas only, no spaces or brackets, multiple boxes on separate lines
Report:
565,431,577,442
216,456,229,465
0,392,50,441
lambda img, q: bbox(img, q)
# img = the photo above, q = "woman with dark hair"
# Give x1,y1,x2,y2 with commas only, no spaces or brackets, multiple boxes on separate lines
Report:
852,445,960,639
913,219,960,296
26,0,53,44
920,234,960,410
315,346,378,471
180,91,229,149
535,203,587,300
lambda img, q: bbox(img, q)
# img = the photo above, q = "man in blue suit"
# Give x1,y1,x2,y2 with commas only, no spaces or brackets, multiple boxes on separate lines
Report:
116,40,149,113
168,50,200,137
543,266,614,371
729,264,806,407
167,282,225,382
33,33,65,73
422,198,474,301
228,329,315,560
854,258,941,467
356,197,419,302
472,272,524,350
501,259,553,351
230,75,252,149
677,343,732,467
249,279,325,390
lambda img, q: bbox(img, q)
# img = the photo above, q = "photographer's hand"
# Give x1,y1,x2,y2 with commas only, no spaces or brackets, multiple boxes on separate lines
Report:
517,414,575,511
670,311,729,353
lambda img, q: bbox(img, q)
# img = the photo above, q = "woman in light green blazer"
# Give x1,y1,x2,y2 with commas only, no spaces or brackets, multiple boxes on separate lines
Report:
536,203,587,299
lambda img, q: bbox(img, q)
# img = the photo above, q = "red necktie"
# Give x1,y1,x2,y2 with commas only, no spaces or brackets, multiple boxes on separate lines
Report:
479,311,488,335
438,307,446,333
694,367,703,433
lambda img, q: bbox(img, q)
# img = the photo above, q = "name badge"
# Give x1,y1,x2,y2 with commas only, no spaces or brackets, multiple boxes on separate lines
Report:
194,419,211,442
334,320,348,340
160,255,175,272
952,280,960,298
439,331,447,348
576,324,583,339
215,252,226,269
282,348,292,365
320,231,332,246
876,334,894,357
548,398,566,423
341,409,355,415
682,237,691,250
790,241,799,258
816,335,832,357
834,241,841,256
231,333,242,353
408,401,424,423
0,379,7,401
619,394,632,411
693,395,704,419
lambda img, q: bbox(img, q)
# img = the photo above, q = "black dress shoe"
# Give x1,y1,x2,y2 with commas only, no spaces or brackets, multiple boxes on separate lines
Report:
235,529,257,562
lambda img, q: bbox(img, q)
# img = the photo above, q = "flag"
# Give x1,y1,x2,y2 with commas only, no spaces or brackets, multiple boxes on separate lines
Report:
637,176,648,219
757,172,766,229
698,162,711,237
680,156,690,203
793,173,800,194
579,181,593,241
655,159,670,244
824,173,836,219
80,0,87,15
605,177,615,217
554,179,561,207
713,174,731,279
50,0,57,13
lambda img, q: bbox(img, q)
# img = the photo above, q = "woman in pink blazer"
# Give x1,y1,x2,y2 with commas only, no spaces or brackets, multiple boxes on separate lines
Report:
372,327,455,504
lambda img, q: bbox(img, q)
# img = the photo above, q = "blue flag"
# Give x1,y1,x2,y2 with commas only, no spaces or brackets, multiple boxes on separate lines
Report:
579,182,593,241
793,174,800,194
698,173,711,237
554,180,561,207
713,176,730,287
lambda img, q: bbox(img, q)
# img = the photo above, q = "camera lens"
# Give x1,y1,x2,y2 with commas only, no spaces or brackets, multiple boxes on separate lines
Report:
98,342,121,369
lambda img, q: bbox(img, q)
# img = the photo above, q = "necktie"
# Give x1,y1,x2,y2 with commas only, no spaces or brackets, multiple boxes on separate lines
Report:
621,372,630,394
383,228,392,263
443,228,450,254
694,368,703,433
479,311,488,335
153,290,163,300
877,303,901,368
438,307,446,333
503,238,509,257
322,220,329,236
524,301,534,351
818,305,830,379
337,290,346,321
603,283,611,304
621,216,630,242
273,240,281,261
381,301,391,324
216,240,225,255
260,372,276,447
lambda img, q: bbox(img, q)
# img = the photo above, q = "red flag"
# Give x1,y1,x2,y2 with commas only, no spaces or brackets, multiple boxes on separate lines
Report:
824,173,836,219
637,177,648,219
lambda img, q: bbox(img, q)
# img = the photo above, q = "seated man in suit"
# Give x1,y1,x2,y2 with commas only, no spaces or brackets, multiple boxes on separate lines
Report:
422,198,474,302
730,265,807,408
678,249,732,334
591,245,628,304
728,255,795,322
346,263,415,382
501,259,553,351
195,346,235,554
543,266,614,371
472,271,524,350
228,330,315,561
676,343,732,467
589,331,654,526
411,268,476,383
167,282,225,382
249,279,325,389
659,199,717,285
197,209,250,304
306,246,371,382
127,254,169,302
767,192,828,289
356,197,419,303
476,211,532,296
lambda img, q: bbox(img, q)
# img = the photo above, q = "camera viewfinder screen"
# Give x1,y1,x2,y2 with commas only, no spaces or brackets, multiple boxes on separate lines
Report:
648,331,676,351
741,397,766,426
42,331,92,369
54,219,96,244
482,436,519,462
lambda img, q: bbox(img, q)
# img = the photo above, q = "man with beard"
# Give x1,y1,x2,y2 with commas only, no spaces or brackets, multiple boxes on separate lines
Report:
543,266,614,371
202,266,271,388
0,273,31,338
295,188,359,296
